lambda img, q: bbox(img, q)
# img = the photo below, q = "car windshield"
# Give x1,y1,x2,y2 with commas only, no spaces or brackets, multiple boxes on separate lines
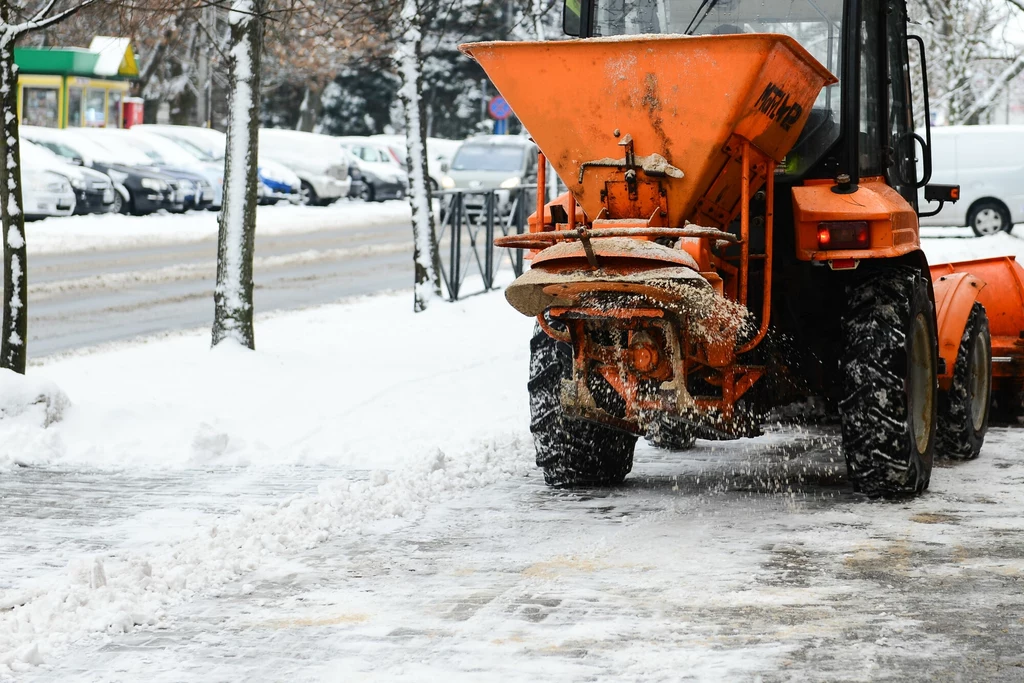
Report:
75,132,154,166
164,135,217,162
130,133,203,167
591,0,843,175
35,134,120,166
451,145,526,173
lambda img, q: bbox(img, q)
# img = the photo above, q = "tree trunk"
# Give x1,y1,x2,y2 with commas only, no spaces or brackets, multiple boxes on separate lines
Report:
0,34,28,373
295,84,322,132
397,0,443,312
212,0,263,349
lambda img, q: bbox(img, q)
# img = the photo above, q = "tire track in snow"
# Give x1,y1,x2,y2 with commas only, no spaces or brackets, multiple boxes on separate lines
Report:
26,241,413,301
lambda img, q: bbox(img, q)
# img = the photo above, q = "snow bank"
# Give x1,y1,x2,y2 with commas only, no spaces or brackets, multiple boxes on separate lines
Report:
0,368,68,429
0,290,533,471
24,202,411,255
921,225,1024,264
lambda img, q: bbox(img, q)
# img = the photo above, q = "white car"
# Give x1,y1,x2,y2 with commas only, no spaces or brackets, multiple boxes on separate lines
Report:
372,134,460,191
258,129,353,206
21,141,114,215
335,136,408,202
23,169,75,219
918,125,1024,236
134,124,303,204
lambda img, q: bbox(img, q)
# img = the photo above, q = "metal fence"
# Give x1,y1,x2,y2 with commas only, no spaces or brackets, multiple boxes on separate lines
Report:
434,187,532,301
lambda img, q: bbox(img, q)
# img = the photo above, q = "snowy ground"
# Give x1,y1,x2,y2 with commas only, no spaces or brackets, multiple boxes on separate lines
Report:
2,226,1024,680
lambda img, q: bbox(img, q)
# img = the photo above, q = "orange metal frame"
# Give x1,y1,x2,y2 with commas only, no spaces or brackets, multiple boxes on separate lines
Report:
523,143,776,433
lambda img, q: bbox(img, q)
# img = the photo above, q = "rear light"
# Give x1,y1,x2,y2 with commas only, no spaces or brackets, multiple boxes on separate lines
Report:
817,221,870,250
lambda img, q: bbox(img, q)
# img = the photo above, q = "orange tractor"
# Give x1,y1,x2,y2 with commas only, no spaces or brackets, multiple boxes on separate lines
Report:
461,0,1024,497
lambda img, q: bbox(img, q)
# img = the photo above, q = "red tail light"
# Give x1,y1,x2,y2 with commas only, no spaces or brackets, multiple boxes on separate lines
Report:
817,221,870,250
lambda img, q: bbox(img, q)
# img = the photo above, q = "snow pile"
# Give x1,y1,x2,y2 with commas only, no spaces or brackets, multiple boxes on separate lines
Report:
0,291,533,470
921,226,1024,263
0,436,533,673
0,368,69,429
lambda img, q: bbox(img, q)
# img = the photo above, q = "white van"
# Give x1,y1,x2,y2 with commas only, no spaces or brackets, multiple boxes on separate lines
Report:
918,125,1024,236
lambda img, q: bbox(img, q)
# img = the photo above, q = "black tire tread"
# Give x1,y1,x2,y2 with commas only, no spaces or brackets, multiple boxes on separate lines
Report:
529,323,636,487
937,303,991,460
839,265,936,497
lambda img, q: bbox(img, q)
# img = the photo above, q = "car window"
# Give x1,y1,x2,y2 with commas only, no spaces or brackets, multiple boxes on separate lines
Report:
452,145,527,173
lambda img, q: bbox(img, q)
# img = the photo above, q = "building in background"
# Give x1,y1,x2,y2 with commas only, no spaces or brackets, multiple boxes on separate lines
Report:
14,37,139,129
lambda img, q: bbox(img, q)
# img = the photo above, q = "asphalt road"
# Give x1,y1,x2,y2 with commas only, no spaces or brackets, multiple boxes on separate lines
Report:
25,220,415,358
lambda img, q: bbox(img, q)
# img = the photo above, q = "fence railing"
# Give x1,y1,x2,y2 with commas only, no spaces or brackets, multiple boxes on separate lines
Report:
434,187,532,301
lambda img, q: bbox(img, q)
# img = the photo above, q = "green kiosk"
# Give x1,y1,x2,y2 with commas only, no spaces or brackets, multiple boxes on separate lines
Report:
14,36,139,129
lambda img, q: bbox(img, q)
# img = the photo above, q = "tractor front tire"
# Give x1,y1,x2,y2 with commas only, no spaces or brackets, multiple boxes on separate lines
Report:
646,417,697,451
937,303,991,460
840,265,938,497
529,323,637,487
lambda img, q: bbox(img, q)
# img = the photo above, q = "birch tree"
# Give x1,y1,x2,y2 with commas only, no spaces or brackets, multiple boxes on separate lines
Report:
0,0,96,374
396,0,443,312
212,0,263,349
911,0,1024,124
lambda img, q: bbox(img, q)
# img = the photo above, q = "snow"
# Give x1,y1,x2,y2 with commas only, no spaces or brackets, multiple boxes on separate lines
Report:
921,224,1024,263
0,368,68,427
0,289,534,673
0,292,533,472
22,202,411,255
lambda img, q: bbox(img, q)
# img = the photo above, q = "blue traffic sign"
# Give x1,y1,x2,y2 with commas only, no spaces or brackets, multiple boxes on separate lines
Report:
488,96,512,120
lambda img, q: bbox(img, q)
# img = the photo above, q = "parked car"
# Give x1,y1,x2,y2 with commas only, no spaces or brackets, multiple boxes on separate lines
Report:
123,129,222,209
371,134,461,192
21,140,114,215
23,169,76,220
258,129,352,206
135,124,302,204
440,135,538,219
22,125,185,215
918,125,1024,236
74,128,212,212
336,137,408,202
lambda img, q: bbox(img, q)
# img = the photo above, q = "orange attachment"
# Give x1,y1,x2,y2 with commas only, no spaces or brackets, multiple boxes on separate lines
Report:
460,34,836,230
931,257,1024,388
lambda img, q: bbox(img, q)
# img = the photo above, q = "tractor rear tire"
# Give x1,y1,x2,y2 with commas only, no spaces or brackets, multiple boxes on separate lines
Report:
529,322,637,487
839,265,938,497
937,303,992,460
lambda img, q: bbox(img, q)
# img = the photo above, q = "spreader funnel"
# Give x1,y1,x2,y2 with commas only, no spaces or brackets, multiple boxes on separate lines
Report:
461,34,836,229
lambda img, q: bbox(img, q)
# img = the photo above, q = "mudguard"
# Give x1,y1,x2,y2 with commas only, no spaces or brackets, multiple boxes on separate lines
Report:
932,271,986,390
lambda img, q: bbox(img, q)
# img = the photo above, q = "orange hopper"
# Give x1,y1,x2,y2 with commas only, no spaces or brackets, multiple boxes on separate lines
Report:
461,34,837,230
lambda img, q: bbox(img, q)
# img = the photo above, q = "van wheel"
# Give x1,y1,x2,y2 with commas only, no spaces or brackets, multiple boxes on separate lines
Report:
937,303,991,460
968,201,1011,236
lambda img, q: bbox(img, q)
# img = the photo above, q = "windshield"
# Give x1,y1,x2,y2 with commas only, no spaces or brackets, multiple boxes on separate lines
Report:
162,135,217,162
592,0,843,175
130,133,204,167
76,131,154,166
451,145,526,173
